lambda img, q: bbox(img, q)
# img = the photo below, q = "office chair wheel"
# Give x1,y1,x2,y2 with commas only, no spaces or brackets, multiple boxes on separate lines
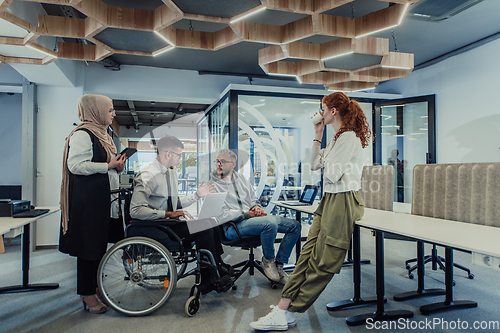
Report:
468,274,474,279
232,285,237,290
98,237,177,316
405,264,411,270
408,273,414,279
271,282,278,289
185,296,200,316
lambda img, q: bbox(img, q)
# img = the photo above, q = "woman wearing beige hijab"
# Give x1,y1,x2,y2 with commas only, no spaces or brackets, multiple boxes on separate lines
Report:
59,94,126,314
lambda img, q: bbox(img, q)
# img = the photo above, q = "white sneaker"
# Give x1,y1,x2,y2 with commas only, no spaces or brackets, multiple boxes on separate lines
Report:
286,311,296,327
276,264,289,285
250,305,288,331
260,257,280,282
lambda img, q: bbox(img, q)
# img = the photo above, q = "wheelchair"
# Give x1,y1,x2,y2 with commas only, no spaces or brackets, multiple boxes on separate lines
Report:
98,187,233,317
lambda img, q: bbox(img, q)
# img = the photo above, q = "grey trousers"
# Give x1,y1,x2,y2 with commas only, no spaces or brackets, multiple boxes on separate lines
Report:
281,191,364,313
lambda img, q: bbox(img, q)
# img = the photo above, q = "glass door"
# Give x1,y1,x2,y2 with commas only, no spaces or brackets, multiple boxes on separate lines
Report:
375,95,435,207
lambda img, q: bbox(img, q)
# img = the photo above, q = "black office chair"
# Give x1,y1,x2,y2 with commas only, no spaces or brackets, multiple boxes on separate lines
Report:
220,222,279,289
405,244,474,280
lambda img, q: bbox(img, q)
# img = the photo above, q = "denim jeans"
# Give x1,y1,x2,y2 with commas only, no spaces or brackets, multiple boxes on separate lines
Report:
225,216,301,264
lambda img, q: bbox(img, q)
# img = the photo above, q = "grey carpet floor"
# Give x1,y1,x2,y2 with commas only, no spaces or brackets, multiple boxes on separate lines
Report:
1,228,499,333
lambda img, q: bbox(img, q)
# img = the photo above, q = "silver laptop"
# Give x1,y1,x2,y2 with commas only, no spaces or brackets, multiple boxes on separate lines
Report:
195,192,227,219
283,185,319,206
186,192,227,234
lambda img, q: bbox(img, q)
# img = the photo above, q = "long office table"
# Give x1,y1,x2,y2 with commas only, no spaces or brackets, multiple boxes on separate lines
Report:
343,208,500,325
0,207,61,294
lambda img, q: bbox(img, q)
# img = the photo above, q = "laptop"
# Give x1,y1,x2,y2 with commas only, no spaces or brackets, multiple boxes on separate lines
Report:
195,192,227,219
282,185,319,206
186,192,228,234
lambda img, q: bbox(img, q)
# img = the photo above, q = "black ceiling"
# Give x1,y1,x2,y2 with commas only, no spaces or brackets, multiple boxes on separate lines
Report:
113,100,209,128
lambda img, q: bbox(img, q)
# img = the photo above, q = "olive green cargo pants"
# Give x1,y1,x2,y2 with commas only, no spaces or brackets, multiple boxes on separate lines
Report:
281,191,364,312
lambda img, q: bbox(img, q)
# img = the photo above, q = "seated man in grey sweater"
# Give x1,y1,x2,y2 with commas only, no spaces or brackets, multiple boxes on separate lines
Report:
211,149,301,284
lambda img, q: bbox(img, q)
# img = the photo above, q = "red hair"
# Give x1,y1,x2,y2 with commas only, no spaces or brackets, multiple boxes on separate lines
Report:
322,92,372,148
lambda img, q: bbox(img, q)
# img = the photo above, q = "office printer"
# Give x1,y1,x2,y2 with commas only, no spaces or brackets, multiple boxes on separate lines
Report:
0,199,31,217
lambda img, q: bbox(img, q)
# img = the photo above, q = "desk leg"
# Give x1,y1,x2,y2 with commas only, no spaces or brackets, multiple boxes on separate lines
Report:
419,247,477,315
327,225,379,311
346,230,413,326
0,235,5,254
394,241,445,301
0,223,59,294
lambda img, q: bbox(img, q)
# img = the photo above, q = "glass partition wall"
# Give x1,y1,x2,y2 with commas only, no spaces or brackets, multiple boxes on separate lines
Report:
375,95,436,207
199,89,434,212
199,90,377,213
237,94,323,212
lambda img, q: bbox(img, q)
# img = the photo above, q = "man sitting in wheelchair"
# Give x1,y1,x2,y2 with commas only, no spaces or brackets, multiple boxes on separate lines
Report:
129,135,232,294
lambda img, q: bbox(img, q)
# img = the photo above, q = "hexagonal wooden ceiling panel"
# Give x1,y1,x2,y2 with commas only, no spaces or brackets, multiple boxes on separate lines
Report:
0,0,419,91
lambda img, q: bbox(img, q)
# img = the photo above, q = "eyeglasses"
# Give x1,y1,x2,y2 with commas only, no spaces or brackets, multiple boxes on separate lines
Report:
109,109,116,114
169,151,182,157
215,159,234,165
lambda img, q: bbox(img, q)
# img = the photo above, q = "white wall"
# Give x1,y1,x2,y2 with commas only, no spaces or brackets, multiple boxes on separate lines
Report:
0,64,24,86
0,92,22,185
35,85,84,246
376,38,500,164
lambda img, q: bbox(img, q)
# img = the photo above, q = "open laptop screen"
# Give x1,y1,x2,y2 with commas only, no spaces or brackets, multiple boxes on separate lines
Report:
300,185,319,203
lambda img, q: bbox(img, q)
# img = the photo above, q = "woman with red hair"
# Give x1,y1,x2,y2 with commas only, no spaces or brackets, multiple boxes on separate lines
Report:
251,92,372,330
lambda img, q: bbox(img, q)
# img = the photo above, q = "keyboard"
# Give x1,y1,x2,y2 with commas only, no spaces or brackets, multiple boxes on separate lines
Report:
13,209,50,218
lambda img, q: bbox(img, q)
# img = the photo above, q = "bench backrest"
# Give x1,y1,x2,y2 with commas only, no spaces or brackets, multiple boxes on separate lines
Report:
412,163,500,227
360,165,394,211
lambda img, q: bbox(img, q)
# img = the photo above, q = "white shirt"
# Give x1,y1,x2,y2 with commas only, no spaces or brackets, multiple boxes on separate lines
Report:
129,158,198,220
67,130,121,218
310,131,366,194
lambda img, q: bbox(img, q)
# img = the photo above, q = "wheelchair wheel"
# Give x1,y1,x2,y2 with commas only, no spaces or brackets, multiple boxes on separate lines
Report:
185,296,200,317
98,237,177,316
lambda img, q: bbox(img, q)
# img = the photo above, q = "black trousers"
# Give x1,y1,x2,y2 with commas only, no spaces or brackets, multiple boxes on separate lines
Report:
77,257,100,295
127,222,224,262
173,224,224,261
